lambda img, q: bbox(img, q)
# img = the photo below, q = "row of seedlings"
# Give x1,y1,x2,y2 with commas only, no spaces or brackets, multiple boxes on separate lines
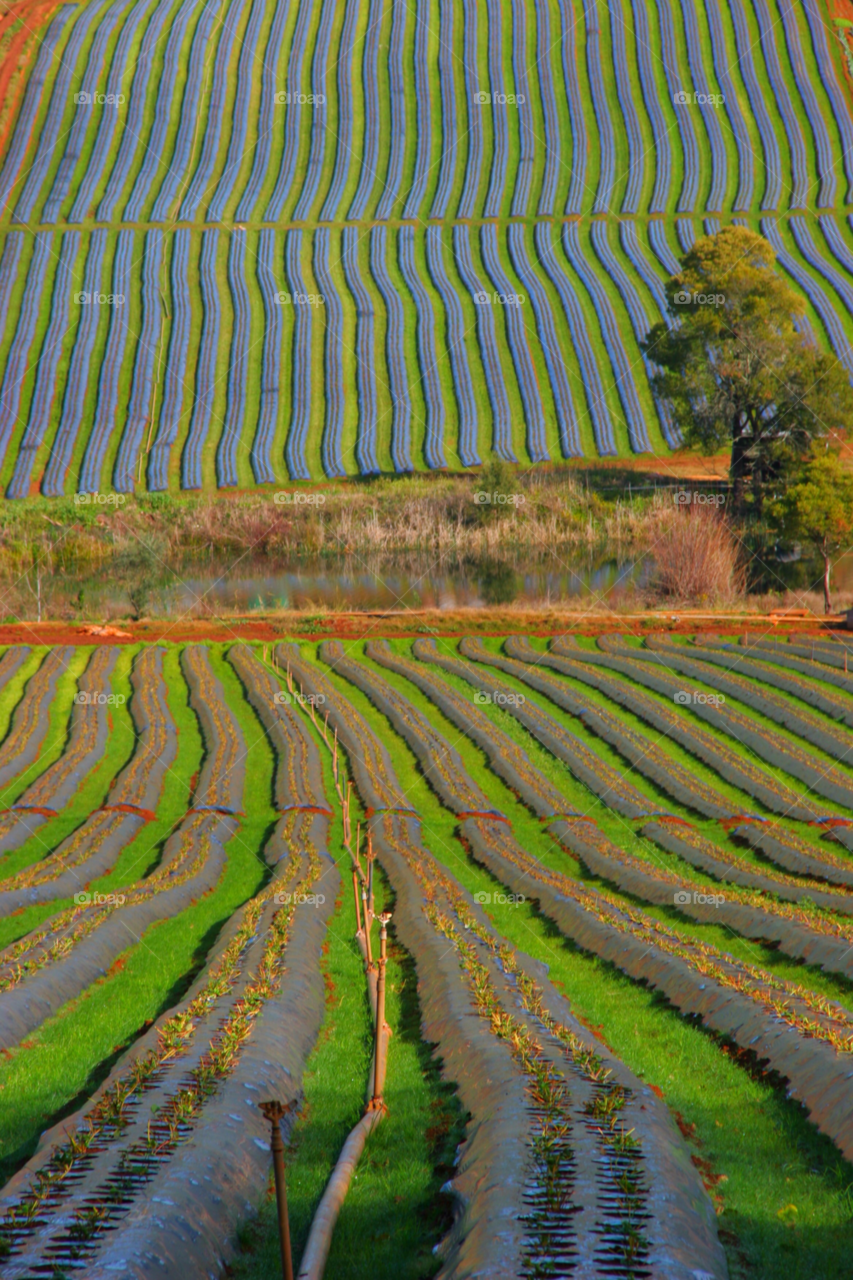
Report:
0,648,73,796
0,645,336,1277
0,647,242,1053
314,640,853,1168
0,647,175,911
365,641,853,981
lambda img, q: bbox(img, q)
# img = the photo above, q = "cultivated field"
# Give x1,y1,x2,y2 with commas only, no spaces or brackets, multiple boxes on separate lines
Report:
0,0,850,489
1,633,853,1276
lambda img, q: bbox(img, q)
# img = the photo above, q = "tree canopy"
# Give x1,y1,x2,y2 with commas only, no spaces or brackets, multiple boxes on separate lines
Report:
769,449,853,613
642,227,853,511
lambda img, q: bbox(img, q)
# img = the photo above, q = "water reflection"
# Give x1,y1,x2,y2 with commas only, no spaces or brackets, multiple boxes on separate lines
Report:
80,553,655,617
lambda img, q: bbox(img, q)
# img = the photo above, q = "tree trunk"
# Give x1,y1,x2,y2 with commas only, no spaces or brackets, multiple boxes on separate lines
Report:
752,458,763,518
824,552,832,615
730,416,749,514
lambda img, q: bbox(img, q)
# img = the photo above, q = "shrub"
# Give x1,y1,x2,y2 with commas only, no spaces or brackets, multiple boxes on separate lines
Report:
652,506,745,604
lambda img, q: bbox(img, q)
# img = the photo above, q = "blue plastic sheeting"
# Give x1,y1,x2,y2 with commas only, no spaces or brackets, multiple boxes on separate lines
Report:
182,231,221,490
424,226,480,468
113,229,164,491
42,230,108,495
342,226,380,474
79,230,135,493
312,229,346,477
8,231,81,497
148,229,192,491
370,227,414,472
0,235,54,474
216,230,251,487
397,225,444,470
453,223,515,460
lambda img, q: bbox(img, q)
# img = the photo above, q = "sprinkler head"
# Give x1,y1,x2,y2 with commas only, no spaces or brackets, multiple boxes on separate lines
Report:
259,1099,297,1124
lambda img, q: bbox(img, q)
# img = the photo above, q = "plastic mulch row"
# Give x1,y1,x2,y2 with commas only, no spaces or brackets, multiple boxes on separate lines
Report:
0,646,72,793
181,645,247,815
731,823,853,889
642,820,853,915
228,644,327,812
554,818,853,981
0,646,30,699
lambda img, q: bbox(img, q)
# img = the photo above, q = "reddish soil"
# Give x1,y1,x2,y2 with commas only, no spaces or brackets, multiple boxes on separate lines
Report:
828,0,853,93
0,0,65,156
0,608,847,647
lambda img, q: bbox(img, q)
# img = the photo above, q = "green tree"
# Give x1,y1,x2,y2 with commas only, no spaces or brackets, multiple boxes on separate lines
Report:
642,227,853,513
769,450,853,613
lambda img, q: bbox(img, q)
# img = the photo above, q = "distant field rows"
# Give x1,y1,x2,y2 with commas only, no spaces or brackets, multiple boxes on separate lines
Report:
0,0,851,487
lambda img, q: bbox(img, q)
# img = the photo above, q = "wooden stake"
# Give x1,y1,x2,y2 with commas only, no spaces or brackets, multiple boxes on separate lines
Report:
352,867,363,934
370,917,391,1108
259,1100,296,1280
363,889,373,967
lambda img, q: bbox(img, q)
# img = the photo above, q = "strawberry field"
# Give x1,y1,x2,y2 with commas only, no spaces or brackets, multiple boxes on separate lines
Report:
0,0,851,487
0,633,852,1277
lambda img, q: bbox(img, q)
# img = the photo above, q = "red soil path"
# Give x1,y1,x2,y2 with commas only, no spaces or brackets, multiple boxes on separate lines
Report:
0,611,846,647
0,0,64,159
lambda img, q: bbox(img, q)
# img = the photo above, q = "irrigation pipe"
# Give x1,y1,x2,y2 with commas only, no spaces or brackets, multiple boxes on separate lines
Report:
295,1110,385,1280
